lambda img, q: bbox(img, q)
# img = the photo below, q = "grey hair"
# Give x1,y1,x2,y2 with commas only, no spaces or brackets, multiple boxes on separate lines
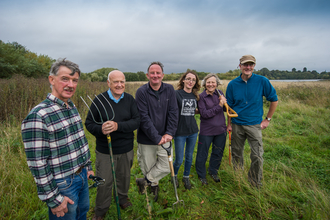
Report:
147,61,164,73
49,58,81,77
201,73,221,89
107,70,126,83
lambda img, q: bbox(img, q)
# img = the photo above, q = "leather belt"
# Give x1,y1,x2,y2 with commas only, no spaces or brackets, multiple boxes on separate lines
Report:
75,166,84,174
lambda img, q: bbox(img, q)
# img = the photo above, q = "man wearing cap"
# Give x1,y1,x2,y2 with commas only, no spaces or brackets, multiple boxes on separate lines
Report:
226,55,278,188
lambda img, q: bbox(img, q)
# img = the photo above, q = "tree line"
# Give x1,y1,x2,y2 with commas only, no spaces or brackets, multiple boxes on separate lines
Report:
1,40,329,81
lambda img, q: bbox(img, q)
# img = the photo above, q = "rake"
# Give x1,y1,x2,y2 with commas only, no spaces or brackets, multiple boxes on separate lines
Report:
81,94,121,220
161,142,184,209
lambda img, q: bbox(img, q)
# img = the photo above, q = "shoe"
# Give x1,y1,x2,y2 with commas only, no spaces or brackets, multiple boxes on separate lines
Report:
198,177,208,185
172,175,179,188
150,185,159,202
182,177,192,190
209,174,220,183
136,178,148,194
120,201,132,209
92,215,104,220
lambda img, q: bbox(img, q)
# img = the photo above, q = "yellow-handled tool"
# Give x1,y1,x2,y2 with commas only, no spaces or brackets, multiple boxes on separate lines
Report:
216,89,238,118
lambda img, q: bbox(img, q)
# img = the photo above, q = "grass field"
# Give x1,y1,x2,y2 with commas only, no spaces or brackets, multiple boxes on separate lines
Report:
0,76,330,219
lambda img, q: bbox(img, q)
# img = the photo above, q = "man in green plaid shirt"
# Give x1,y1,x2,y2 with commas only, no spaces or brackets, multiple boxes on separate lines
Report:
21,58,94,220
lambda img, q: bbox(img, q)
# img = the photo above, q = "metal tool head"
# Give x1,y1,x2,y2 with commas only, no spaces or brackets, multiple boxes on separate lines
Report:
172,200,185,209
80,93,115,124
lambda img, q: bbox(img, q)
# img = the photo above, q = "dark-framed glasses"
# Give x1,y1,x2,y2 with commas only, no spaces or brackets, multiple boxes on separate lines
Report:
185,78,196,82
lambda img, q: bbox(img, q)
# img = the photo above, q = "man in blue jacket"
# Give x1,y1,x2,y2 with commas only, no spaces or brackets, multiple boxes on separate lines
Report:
135,61,178,201
226,55,278,188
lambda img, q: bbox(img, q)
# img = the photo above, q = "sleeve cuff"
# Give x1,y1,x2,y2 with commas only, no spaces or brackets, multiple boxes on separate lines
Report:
47,194,64,208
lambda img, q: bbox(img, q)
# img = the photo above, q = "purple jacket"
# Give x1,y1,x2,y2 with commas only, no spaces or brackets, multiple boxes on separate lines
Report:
135,82,178,145
198,90,227,136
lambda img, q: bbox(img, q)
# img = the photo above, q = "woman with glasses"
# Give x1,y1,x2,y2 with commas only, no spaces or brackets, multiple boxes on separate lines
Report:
173,70,201,190
195,73,227,185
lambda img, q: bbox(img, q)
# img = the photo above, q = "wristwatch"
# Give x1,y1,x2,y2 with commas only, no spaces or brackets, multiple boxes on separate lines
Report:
266,117,271,121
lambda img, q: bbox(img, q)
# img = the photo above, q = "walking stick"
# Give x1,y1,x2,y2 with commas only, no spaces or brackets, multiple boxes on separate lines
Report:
81,94,121,220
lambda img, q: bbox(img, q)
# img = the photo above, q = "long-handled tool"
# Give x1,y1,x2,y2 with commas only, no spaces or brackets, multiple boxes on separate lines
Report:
216,89,237,165
228,130,232,165
216,89,238,118
81,94,121,220
161,142,184,209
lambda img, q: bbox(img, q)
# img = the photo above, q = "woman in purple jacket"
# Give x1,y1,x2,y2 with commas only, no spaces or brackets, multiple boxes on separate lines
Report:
195,73,227,185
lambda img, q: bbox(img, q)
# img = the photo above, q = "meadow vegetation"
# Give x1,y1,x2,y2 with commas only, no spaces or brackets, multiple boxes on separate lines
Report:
0,76,330,219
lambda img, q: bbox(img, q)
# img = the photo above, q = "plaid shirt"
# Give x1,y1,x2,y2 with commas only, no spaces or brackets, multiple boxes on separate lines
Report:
21,93,92,208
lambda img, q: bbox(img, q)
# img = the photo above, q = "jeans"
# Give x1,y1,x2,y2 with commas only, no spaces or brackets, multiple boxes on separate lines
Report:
49,168,90,220
195,133,226,179
173,133,198,176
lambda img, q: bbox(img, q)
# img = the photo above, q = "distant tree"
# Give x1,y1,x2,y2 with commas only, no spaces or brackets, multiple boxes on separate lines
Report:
0,40,54,78
303,67,307,72
137,71,147,81
292,68,296,72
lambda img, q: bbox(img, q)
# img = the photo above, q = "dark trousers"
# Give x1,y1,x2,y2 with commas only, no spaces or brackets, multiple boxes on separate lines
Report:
195,133,226,179
94,149,133,217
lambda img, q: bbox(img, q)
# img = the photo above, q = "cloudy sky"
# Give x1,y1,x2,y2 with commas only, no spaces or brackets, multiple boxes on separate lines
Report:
1,0,329,74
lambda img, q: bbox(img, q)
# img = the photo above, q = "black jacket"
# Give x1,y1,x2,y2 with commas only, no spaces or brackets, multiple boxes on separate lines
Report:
135,82,178,145
85,91,140,154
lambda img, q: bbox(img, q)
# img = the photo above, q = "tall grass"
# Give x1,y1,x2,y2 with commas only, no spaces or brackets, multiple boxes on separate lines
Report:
0,76,329,219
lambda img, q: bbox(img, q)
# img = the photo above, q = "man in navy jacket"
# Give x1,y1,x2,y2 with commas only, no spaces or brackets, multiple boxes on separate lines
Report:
226,55,278,188
135,61,178,201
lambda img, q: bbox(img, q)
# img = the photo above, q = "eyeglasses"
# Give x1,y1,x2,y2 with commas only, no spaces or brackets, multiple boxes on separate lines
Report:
185,78,196,82
241,63,255,67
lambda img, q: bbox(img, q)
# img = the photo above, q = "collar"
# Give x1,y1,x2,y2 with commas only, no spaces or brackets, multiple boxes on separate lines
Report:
47,93,74,108
107,89,124,103
147,82,163,92
239,73,255,82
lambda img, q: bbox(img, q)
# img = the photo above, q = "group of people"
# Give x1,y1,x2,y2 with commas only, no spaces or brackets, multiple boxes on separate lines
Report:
21,55,278,219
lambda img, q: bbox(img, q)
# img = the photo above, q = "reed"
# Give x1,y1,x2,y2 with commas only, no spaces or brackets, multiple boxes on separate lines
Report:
0,76,329,219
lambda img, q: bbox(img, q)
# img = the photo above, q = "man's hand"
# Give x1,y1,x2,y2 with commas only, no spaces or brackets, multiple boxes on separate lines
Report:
163,134,173,143
260,119,270,130
51,196,74,217
87,170,95,179
157,134,173,145
102,121,118,135
158,136,166,145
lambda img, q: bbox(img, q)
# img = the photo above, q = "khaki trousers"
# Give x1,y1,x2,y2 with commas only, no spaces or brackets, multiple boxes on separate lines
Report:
231,123,264,186
94,149,133,217
137,142,171,185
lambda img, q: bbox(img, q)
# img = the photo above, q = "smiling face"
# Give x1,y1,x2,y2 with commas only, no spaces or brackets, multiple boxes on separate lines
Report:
146,64,164,90
107,70,125,99
205,76,217,94
239,62,255,80
183,73,196,92
49,66,79,104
